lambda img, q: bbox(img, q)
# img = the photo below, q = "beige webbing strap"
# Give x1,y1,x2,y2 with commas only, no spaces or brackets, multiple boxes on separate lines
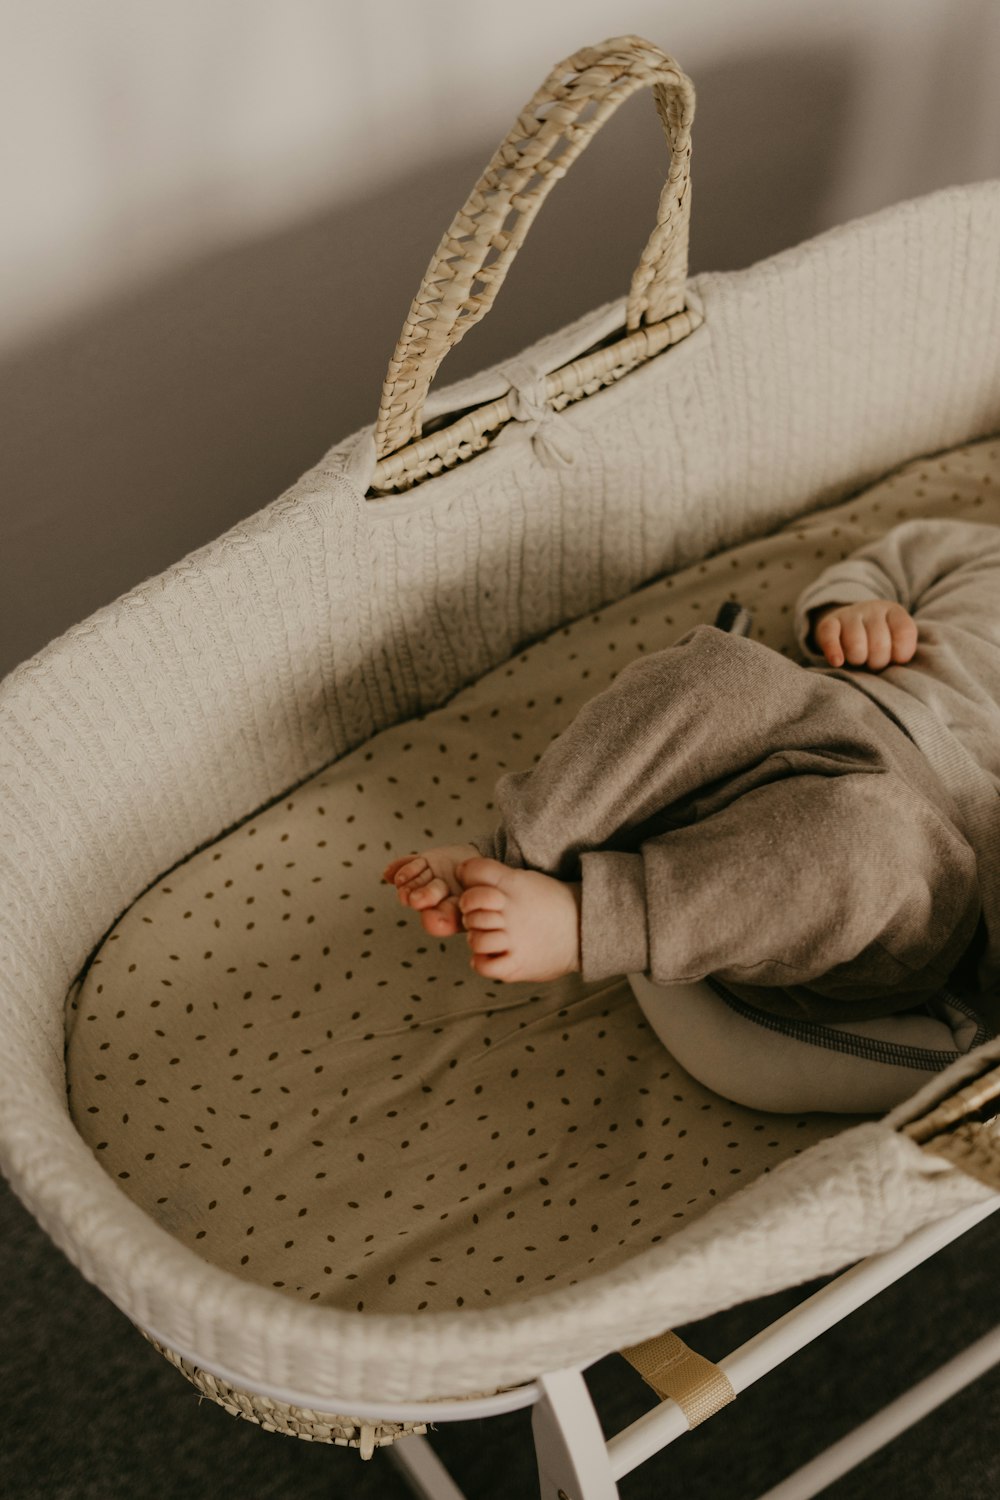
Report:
620,1330,736,1428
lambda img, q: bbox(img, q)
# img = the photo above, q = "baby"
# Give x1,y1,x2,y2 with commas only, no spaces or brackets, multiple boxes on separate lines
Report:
384,518,1000,1026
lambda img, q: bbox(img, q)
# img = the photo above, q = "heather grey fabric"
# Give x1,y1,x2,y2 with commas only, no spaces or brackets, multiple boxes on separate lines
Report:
795,518,1000,992
473,608,983,1024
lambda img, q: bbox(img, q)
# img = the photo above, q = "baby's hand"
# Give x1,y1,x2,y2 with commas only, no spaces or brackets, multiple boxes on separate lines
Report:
809,599,918,670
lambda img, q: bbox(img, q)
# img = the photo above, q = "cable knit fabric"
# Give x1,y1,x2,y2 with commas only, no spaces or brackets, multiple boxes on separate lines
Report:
2,181,1000,1405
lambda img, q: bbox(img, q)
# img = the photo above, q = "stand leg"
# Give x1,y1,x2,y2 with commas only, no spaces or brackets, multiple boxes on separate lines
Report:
532,1369,619,1500
389,1432,470,1500
754,1324,1000,1500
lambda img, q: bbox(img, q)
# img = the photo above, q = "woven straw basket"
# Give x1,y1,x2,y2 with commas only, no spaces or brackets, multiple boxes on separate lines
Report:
3,33,1000,1464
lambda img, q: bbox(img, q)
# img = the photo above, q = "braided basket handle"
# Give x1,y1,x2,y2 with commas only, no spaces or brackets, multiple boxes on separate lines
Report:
374,35,695,462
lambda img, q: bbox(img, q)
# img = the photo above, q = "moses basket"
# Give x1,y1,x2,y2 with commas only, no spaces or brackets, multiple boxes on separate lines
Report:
3,34,1000,1499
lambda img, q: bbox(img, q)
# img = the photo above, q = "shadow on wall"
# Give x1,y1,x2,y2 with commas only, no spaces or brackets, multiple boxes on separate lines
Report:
0,42,857,682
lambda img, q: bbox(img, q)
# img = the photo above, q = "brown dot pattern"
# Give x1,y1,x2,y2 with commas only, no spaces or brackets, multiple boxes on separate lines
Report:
66,438,1000,1315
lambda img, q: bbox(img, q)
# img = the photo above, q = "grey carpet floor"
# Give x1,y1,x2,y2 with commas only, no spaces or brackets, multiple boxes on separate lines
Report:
3,1172,1000,1500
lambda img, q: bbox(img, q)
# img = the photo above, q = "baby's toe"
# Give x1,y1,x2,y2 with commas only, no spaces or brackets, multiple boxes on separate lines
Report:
456,856,509,890
467,929,509,955
409,876,450,909
420,896,462,937
471,951,520,982
462,907,505,930
458,884,505,915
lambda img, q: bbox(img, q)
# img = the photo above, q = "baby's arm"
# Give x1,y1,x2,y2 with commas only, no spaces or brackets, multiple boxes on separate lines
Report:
807,598,918,669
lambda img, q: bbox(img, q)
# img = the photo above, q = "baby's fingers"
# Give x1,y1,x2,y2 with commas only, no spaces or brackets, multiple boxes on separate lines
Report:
887,603,918,663
861,610,893,671
814,613,845,667
837,612,872,667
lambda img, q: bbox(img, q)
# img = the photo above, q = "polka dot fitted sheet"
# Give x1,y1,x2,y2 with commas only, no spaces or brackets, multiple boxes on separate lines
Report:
66,436,1000,1317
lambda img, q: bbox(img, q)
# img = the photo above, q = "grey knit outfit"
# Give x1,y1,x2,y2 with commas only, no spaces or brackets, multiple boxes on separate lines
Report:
472,519,1000,1025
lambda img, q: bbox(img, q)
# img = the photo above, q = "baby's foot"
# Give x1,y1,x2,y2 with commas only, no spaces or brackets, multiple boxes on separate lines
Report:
382,844,479,937
457,856,581,983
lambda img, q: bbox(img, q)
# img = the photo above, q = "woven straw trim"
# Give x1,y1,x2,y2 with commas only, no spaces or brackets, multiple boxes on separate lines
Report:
370,302,702,495
921,1120,1000,1192
902,1062,1000,1145
373,34,694,464
142,1333,425,1459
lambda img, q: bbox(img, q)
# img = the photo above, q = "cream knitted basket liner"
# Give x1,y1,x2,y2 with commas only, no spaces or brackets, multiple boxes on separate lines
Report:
67,434,1000,1322
63,439,1000,1447
3,32,1000,1421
